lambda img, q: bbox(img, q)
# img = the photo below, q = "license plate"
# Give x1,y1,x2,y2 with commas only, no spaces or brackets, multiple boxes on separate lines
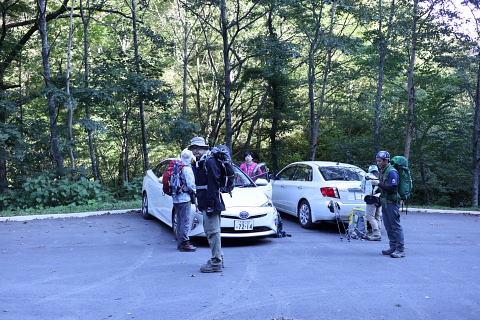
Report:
355,192,364,200
234,220,253,231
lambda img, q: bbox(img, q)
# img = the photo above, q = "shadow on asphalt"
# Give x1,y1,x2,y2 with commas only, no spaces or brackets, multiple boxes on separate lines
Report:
279,211,349,234
145,210,351,249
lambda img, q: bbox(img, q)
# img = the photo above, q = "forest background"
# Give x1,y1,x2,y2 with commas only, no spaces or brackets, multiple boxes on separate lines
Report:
0,0,479,213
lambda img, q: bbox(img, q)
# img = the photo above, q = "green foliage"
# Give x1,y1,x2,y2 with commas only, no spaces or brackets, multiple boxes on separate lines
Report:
0,0,478,211
110,177,144,201
1,175,113,210
158,115,201,149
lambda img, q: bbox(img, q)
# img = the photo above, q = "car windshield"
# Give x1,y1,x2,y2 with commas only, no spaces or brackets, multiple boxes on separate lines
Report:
234,166,256,187
318,166,364,181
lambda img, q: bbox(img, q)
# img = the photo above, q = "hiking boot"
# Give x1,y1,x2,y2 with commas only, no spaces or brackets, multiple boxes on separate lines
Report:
382,248,395,255
367,234,382,241
178,241,196,252
208,259,224,268
200,261,222,273
390,250,405,258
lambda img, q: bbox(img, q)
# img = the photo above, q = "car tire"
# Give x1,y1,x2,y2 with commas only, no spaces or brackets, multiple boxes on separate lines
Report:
298,200,314,229
141,193,153,220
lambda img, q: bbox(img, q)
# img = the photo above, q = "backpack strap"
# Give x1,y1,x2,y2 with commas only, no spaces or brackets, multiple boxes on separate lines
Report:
380,164,400,205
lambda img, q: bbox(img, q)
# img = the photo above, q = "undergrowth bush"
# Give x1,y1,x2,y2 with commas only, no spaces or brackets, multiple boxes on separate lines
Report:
110,177,143,201
1,175,114,210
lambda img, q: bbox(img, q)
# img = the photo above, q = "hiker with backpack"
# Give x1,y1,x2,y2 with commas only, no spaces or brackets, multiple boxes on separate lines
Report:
170,149,197,252
188,137,227,273
372,151,405,258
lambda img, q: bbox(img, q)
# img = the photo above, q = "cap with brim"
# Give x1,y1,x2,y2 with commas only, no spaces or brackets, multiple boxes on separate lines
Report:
189,137,208,148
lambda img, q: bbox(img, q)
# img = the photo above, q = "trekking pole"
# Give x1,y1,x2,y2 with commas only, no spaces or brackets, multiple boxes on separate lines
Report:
401,200,408,215
329,201,344,241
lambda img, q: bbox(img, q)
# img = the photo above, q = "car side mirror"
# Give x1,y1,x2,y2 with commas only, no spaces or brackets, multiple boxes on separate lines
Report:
255,178,268,186
269,173,276,181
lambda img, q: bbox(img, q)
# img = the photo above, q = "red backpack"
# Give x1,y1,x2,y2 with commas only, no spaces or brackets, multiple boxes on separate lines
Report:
162,160,186,196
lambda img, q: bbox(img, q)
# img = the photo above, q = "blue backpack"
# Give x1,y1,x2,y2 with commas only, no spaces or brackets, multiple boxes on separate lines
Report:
347,207,368,240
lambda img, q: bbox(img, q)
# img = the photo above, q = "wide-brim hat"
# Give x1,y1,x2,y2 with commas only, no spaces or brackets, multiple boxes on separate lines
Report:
189,137,208,148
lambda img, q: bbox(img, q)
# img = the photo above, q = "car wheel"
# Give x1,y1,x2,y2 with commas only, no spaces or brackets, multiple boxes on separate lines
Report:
298,200,314,229
172,208,178,240
141,193,153,220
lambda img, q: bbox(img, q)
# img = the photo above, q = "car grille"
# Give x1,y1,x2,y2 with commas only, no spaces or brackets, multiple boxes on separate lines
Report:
221,226,273,233
221,214,268,219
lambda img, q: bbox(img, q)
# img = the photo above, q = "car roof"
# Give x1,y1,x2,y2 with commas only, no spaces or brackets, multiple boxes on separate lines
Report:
287,161,361,168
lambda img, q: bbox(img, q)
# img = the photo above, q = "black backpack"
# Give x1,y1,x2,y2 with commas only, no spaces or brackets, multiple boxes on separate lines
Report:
209,145,235,197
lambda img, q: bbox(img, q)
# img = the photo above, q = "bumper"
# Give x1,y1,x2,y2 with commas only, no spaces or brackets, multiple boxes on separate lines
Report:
188,207,279,238
311,199,366,223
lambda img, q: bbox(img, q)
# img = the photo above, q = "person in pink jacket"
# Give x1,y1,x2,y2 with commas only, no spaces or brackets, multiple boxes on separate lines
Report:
239,151,263,180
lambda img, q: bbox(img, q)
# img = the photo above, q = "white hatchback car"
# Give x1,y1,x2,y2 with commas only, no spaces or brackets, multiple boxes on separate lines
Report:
142,159,280,238
271,161,366,228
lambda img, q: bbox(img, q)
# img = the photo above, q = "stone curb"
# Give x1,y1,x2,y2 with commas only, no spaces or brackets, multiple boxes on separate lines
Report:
403,208,480,216
1,207,478,223
0,209,142,222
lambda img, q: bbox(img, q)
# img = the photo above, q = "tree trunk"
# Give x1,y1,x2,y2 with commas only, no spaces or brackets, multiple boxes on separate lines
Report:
37,0,64,171
404,0,419,159
374,0,385,156
220,0,233,150
374,0,396,155
306,5,322,161
80,0,101,181
131,0,150,171
0,0,70,192
307,51,317,161
181,2,189,149
66,0,76,170
182,7,189,117
310,1,336,160
472,51,480,206
269,116,280,172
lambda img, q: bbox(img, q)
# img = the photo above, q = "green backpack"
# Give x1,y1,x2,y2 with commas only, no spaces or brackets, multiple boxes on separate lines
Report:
390,156,413,201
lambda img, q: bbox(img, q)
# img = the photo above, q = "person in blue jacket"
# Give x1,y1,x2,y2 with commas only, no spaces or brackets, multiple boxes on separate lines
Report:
172,149,197,252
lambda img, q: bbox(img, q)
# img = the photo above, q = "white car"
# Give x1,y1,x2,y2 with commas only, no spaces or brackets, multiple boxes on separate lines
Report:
141,159,280,238
271,161,366,228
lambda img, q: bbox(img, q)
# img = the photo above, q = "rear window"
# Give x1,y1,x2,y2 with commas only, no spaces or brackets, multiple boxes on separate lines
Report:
318,166,364,181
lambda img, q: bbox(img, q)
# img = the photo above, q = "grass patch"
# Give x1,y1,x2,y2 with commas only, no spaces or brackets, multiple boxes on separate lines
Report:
410,204,480,211
0,200,141,217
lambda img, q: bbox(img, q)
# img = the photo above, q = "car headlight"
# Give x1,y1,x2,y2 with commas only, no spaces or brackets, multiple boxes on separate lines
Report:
261,200,273,207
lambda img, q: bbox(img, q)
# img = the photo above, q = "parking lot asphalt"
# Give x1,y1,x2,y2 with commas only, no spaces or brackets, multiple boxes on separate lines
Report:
1,209,479,320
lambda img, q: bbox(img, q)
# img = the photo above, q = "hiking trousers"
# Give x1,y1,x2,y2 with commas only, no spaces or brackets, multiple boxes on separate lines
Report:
202,210,224,265
366,204,382,236
382,202,404,252
173,201,192,245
